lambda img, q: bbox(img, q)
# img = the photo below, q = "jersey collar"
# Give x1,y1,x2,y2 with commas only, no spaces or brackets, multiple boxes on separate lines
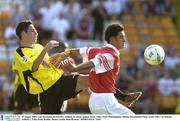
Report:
106,44,120,55
20,46,34,49
20,44,35,49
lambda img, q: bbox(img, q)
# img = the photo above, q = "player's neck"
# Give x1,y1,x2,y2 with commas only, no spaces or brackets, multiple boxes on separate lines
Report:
20,41,34,48
109,43,118,50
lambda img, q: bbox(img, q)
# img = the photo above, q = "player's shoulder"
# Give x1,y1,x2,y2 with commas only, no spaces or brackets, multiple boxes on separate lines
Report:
34,43,43,48
89,47,100,50
14,47,24,58
88,47,101,53
100,47,116,54
33,43,44,52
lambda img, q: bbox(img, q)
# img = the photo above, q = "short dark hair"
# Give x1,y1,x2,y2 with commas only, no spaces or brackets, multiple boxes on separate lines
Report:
16,20,33,40
105,24,124,43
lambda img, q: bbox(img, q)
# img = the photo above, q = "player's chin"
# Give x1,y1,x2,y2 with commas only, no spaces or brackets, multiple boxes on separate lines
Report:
122,43,126,48
119,45,124,49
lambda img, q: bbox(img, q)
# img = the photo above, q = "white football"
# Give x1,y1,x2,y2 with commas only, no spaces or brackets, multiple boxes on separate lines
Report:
144,44,165,65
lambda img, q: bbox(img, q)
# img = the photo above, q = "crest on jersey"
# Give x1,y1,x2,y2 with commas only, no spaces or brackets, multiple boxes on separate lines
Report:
21,56,27,62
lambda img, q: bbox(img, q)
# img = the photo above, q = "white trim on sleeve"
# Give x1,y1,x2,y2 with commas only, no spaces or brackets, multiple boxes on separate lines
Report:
91,53,114,74
80,47,91,62
80,47,88,55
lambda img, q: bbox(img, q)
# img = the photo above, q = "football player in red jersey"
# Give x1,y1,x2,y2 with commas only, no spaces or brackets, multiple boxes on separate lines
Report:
59,24,142,114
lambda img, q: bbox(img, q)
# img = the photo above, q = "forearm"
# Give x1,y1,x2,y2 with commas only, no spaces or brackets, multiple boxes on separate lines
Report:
68,48,80,57
32,40,59,71
32,48,47,72
72,61,95,72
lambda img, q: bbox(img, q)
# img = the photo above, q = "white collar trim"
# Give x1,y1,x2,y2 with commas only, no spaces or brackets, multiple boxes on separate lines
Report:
106,44,120,55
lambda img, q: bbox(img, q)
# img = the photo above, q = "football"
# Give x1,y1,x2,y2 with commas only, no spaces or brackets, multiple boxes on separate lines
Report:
144,44,165,65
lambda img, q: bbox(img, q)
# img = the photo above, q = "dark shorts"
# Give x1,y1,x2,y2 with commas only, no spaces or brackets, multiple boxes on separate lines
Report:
12,84,39,110
40,74,79,114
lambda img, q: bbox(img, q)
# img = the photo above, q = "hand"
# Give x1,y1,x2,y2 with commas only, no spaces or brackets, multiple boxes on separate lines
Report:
44,40,59,52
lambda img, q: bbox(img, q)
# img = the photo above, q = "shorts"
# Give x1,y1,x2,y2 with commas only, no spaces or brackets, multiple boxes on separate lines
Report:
12,84,39,110
40,74,79,114
89,91,135,115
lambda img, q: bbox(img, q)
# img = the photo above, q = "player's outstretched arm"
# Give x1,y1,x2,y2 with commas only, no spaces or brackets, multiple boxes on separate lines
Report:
67,48,81,57
32,40,59,71
49,48,81,68
62,59,95,72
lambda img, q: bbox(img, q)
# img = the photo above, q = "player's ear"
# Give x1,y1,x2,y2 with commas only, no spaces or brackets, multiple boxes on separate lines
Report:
21,31,26,36
109,36,116,43
109,36,115,43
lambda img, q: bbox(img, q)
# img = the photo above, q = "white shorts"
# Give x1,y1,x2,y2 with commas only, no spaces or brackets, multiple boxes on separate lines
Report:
88,91,135,115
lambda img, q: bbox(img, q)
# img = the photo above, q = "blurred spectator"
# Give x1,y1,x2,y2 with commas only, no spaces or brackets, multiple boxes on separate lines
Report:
79,0,92,8
136,56,145,70
51,12,70,42
142,98,159,114
163,0,175,18
164,50,179,70
91,0,107,41
30,1,42,42
144,75,158,97
0,89,4,110
22,10,33,21
156,0,165,15
126,58,138,79
154,65,164,78
64,0,81,28
174,78,180,95
0,75,8,90
4,21,17,45
136,47,145,70
157,69,174,96
116,72,130,92
63,0,81,40
116,63,134,92
9,3,22,24
4,21,18,61
2,79,14,110
74,9,92,40
143,0,156,15
125,0,136,14
171,64,180,79
104,0,126,17
49,0,65,20
38,1,53,44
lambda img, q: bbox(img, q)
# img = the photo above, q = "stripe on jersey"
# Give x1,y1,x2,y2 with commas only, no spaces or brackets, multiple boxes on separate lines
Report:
99,55,111,71
86,47,90,54
101,55,111,71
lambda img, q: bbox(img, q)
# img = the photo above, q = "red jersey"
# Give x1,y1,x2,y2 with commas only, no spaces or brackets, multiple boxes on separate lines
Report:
80,44,120,93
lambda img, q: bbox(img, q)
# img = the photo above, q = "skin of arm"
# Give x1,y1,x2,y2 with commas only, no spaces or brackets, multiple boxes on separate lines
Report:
63,60,95,73
62,47,96,72
32,47,48,72
67,48,81,57
32,40,59,72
